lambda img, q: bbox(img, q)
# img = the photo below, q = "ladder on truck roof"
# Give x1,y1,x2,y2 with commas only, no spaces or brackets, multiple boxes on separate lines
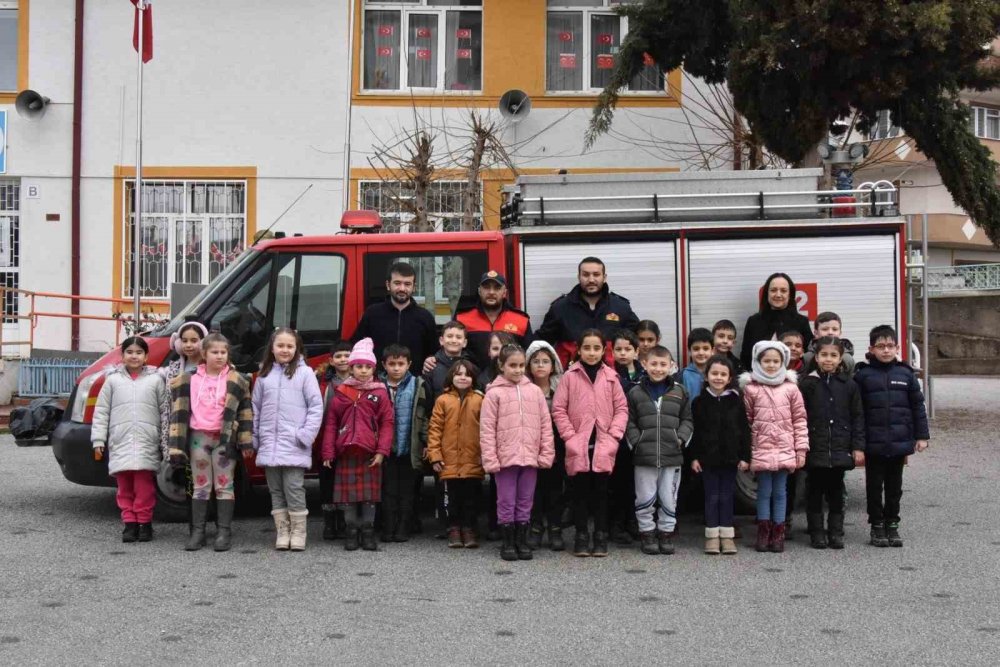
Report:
500,181,898,228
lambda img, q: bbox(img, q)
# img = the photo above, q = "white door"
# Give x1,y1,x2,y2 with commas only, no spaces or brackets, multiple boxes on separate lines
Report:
521,240,681,356
686,234,901,357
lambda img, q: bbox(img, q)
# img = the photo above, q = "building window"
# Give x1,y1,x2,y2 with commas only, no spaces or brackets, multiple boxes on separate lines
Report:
358,179,482,232
123,180,247,299
969,105,1000,140
0,178,19,324
362,1,482,93
0,1,19,92
545,1,662,93
868,109,902,140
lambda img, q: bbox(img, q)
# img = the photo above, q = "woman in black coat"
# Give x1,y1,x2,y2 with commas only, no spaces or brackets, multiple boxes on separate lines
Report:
739,272,813,370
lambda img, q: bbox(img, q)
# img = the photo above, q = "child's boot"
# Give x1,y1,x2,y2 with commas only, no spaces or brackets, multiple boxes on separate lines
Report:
361,523,378,551
869,522,889,547
755,520,772,553
515,523,534,560
461,527,479,549
500,524,518,561
213,499,235,552
447,526,463,549
344,523,360,551
272,509,291,550
137,523,153,542
527,521,544,549
719,527,737,555
769,522,786,553
886,522,903,547
639,531,659,555
657,530,675,555
322,510,340,541
548,526,565,552
122,522,139,543
288,510,308,551
704,527,721,555
827,513,845,550
592,531,609,558
573,529,591,557
807,513,828,549
185,500,209,551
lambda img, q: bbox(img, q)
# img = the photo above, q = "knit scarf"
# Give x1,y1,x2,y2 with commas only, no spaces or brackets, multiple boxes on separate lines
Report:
750,340,790,386
389,373,416,457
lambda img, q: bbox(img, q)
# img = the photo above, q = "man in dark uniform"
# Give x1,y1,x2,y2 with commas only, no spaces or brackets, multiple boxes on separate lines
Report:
454,271,533,370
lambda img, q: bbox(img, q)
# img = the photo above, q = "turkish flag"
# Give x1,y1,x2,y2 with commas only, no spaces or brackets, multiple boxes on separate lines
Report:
596,53,614,69
377,46,393,57
456,48,472,59
130,0,153,63
455,28,472,39
559,31,574,42
416,48,432,61
596,33,613,45
416,27,432,39
378,24,394,36
559,53,577,69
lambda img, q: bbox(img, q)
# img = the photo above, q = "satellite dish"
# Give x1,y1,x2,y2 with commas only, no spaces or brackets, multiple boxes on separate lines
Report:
498,90,531,123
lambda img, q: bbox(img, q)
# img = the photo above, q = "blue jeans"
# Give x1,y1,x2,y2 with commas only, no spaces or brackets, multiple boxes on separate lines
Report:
756,470,789,524
702,466,737,528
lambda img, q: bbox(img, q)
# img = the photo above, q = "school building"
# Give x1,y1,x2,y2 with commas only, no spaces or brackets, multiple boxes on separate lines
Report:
0,0,722,355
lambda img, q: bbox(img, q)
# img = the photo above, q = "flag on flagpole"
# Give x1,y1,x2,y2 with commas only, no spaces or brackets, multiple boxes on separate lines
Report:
130,0,153,63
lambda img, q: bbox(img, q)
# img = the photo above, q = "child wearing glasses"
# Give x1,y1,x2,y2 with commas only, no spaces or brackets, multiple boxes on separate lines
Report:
853,325,930,548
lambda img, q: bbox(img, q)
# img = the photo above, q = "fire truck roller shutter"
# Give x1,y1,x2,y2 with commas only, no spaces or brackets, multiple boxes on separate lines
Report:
520,241,680,358
686,234,901,360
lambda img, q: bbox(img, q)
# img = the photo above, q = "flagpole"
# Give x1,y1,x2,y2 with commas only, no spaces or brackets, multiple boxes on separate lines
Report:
132,0,145,325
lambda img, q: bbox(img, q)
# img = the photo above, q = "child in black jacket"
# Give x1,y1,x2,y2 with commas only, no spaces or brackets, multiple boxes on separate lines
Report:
799,336,866,550
688,355,751,555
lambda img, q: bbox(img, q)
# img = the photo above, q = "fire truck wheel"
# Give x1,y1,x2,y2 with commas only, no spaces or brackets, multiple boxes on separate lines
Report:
153,460,189,523
734,469,757,515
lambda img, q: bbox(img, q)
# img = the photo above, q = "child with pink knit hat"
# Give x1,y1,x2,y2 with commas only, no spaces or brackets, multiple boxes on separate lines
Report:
322,338,395,551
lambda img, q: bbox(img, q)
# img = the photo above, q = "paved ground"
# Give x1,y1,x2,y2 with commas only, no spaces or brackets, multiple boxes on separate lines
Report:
0,377,998,665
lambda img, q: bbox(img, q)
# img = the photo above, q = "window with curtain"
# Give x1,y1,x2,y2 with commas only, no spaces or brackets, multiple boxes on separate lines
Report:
545,1,665,94
0,2,18,91
124,180,247,299
362,2,482,93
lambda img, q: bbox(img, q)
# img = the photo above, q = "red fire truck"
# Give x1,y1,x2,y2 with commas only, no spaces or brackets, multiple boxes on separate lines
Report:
51,168,905,519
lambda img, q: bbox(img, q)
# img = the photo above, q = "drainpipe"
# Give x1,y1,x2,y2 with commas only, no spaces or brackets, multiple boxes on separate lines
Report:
70,0,85,350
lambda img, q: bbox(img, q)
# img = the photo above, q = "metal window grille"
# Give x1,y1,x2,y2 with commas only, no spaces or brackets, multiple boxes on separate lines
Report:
0,178,20,324
123,180,247,299
358,180,482,232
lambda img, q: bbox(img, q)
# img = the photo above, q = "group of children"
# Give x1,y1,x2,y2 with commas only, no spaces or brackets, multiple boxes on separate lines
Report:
92,308,930,560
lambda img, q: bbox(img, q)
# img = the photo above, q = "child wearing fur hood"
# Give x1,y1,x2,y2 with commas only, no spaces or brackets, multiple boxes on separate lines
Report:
740,340,808,554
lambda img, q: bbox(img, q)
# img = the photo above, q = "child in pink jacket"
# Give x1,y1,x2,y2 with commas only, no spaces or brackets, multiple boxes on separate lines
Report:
481,344,555,562
552,329,629,558
739,340,808,554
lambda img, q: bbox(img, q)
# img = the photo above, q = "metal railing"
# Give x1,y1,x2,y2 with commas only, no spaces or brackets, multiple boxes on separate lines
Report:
18,358,93,396
925,263,1000,294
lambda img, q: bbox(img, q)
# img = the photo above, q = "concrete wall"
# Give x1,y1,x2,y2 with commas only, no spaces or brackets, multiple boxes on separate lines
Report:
913,294,1000,375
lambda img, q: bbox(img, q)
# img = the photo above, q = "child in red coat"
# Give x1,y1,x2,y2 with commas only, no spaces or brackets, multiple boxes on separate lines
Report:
322,338,394,552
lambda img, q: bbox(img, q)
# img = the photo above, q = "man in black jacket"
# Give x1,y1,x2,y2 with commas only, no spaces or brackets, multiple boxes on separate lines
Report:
352,261,439,375
537,257,640,368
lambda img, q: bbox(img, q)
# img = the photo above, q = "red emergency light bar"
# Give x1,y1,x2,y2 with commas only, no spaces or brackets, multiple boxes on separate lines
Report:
340,209,382,233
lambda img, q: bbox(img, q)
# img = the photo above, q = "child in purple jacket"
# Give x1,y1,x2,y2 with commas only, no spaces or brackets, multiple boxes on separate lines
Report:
252,328,324,552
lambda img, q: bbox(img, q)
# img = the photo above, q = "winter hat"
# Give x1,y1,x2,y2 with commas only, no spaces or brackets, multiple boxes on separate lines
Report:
525,340,564,390
348,337,377,367
750,340,790,386
170,321,209,356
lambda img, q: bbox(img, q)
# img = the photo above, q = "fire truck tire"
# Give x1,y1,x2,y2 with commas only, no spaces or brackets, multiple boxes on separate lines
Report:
153,461,189,523
734,469,757,515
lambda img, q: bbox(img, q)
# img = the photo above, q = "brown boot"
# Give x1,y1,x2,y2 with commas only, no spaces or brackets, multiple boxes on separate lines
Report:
719,526,737,554
755,520,772,553
769,522,787,553
704,527,721,555
447,526,463,549
461,528,479,549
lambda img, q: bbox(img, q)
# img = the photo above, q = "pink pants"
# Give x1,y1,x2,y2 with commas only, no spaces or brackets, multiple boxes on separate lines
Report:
494,466,537,525
115,470,157,524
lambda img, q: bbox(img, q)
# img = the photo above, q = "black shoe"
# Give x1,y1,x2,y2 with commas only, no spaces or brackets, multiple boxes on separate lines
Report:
137,523,153,542
122,522,139,543
186,500,208,551
870,523,889,547
345,527,360,551
515,523,533,560
827,513,845,550
526,524,543,550
322,510,342,541
500,524,518,561
612,524,633,545
361,525,378,551
640,531,659,555
573,530,591,557
886,522,903,547
486,528,501,542
592,531,609,557
810,531,828,549
807,512,827,549
393,521,411,543
657,530,675,555
548,527,565,552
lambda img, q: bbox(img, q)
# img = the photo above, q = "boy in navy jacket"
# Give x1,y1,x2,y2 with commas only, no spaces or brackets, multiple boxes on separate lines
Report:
853,325,930,548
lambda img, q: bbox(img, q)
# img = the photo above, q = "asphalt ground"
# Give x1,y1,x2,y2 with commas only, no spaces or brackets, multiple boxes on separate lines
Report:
0,377,998,665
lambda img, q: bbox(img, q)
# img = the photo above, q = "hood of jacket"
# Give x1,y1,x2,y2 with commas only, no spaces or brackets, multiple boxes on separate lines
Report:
748,340,791,385
525,339,564,377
